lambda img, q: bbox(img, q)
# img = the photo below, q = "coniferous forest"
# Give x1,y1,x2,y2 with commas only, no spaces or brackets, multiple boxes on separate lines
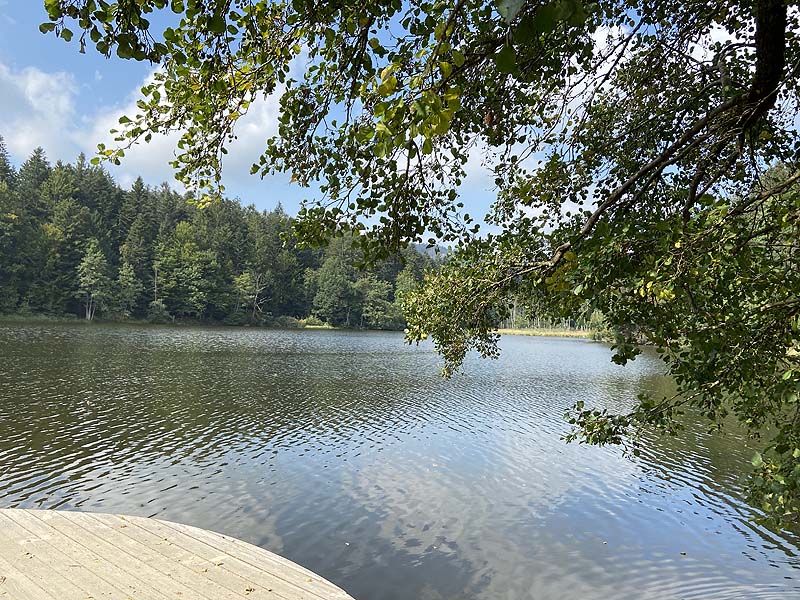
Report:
0,136,437,328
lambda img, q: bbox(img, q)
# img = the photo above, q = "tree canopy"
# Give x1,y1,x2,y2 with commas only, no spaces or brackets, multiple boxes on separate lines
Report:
41,1,800,527
0,139,434,327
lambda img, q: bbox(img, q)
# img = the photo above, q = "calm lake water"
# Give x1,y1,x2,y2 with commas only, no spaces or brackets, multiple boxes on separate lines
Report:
0,323,797,599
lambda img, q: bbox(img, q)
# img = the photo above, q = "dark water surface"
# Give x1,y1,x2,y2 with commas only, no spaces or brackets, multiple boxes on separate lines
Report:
0,323,797,599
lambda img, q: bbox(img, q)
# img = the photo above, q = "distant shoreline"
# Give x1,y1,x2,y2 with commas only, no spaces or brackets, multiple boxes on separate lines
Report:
0,315,598,339
495,328,594,339
0,313,394,332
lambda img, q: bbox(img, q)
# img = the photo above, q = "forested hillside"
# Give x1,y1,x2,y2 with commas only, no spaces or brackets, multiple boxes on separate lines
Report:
0,136,437,328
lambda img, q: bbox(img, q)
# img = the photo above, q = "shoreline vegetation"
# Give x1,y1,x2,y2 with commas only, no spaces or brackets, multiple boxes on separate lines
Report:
0,140,441,331
1,139,605,340
0,314,601,340
495,328,594,339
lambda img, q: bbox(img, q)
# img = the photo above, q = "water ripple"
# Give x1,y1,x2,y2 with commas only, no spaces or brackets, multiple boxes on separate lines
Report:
0,323,797,599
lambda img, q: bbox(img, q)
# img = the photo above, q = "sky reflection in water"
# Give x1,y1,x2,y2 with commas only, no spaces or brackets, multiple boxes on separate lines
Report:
0,324,797,599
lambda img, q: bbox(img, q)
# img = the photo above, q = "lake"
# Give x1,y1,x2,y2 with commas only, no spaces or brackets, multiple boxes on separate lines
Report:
0,323,797,599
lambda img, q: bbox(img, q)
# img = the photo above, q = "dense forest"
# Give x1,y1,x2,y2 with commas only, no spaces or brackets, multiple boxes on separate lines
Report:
0,136,438,328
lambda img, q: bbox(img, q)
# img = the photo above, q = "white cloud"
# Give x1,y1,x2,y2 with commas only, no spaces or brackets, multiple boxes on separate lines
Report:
688,25,743,63
0,48,492,212
87,73,285,194
461,142,495,190
219,90,283,187
0,61,79,161
86,70,183,189
0,57,285,198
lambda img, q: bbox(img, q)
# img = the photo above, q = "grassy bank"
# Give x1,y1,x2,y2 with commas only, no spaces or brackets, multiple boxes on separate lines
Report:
495,327,594,339
0,313,405,332
0,313,81,324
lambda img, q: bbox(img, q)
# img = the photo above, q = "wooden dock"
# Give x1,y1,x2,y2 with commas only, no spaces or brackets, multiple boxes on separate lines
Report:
0,509,355,600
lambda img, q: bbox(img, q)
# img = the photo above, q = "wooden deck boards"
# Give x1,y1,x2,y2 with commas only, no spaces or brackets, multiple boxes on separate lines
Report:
0,509,355,600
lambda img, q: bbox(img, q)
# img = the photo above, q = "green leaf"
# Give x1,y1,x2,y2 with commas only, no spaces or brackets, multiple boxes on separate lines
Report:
39,22,56,34
568,2,588,26
60,28,73,42
751,452,764,468
377,75,398,97
496,0,527,24
514,15,538,44
439,61,452,79
494,45,516,73
534,2,571,33
208,13,226,35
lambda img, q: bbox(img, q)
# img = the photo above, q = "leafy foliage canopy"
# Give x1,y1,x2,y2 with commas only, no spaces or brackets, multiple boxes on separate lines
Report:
41,0,800,527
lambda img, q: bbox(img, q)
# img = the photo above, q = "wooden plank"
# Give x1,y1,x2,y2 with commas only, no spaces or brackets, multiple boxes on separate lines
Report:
0,552,59,600
79,512,271,600
7,509,173,600
164,520,329,583
0,511,100,599
35,510,194,600
5,508,148,599
1,509,124,598
0,509,356,600
124,515,334,600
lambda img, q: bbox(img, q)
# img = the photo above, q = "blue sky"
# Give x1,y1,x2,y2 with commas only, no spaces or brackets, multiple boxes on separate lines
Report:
0,2,496,217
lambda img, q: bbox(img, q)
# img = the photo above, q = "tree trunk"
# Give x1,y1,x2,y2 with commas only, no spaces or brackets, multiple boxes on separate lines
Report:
742,0,787,129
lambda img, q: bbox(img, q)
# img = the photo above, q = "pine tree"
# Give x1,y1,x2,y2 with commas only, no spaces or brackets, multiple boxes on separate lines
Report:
29,196,92,313
0,180,22,311
119,177,147,233
16,148,51,218
116,262,143,317
0,134,16,188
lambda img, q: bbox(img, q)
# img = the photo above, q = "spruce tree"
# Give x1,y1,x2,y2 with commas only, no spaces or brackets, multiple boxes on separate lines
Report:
0,134,16,188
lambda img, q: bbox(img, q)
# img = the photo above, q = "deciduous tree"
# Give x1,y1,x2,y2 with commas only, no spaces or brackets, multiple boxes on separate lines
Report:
33,0,800,525
76,238,112,321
